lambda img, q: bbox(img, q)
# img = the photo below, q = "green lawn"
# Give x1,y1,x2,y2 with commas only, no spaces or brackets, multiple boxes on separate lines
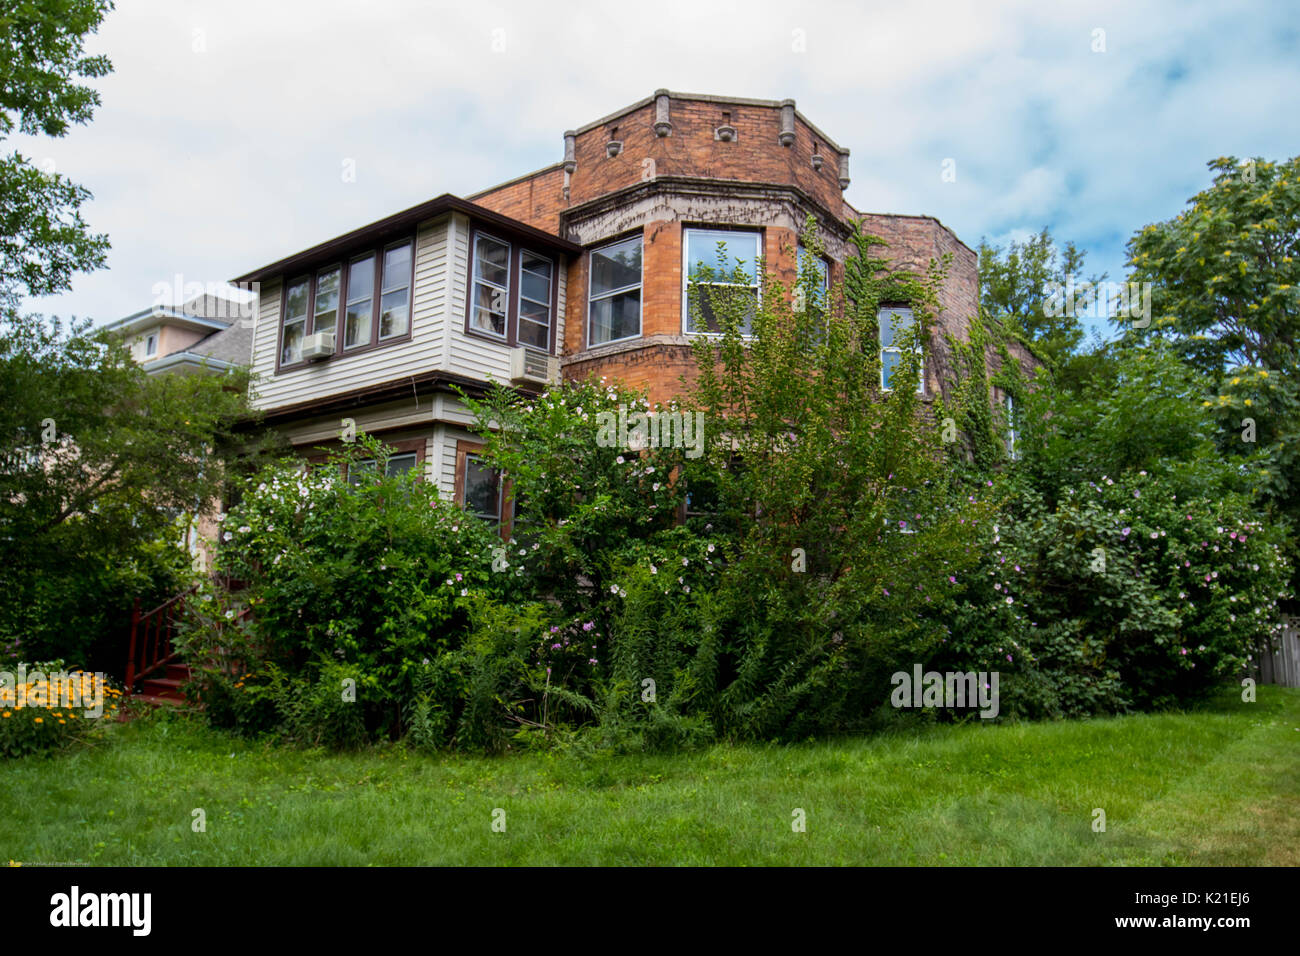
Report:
3,685,1297,866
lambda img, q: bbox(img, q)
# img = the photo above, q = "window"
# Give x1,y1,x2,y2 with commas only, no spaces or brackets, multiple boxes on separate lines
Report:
796,244,829,297
278,238,413,369
472,234,510,337
348,452,419,484
684,228,760,335
380,243,412,340
282,278,309,365
465,232,557,350
588,235,642,346
517,251,553,351
1005,395,1018,460
344,255,374,349
144,333,158,357
878,306,924,393
464,455,503,524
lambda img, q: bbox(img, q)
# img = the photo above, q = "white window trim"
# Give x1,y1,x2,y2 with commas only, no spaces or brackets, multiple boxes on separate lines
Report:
144,333,158,356
516,248,554,354
682,228,762,336
472,231,512,341
878,307,925,395
587,235,644,349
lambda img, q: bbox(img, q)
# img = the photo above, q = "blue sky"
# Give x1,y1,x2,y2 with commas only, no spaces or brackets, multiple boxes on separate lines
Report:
14,0,1300,341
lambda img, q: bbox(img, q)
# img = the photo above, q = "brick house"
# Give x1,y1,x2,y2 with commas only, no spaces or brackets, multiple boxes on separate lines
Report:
231,90,1018,527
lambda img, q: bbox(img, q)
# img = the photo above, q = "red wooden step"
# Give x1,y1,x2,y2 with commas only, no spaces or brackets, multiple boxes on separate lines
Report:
165,663,192,682
140,676,186,699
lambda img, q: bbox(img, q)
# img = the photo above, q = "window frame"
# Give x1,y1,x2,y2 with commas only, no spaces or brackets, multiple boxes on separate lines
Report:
587,233,644,349
877,305,925,395
516,248,555,353
463,227,560,354
144,333,158,357
454,439,513,539
682,226,762,337
275,236,416,374
469,230,512,342
1005,394,1018,460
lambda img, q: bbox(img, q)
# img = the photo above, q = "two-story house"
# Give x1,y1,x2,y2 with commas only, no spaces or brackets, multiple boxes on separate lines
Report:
233,91,1017,529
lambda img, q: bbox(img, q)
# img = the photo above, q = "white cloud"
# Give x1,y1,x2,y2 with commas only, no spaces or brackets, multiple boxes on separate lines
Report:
11,0,1299,325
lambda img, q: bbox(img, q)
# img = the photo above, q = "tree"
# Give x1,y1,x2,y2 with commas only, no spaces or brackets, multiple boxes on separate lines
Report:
1126,155,1300,600
0,0,114,302
977,227,1104,373
0,312,272,668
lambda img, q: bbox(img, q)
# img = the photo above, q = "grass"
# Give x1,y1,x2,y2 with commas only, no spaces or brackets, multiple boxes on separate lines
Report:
3,684,1297,866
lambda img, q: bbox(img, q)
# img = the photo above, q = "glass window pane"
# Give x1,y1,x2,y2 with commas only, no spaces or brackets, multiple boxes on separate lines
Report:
590,289,641,344
465,457,499,522
881,350,902,389
521,269,550,304
474,236,510,288
590,237,642,295
519,297,549,324
315,268,340,311
281,319,304,364
522,251,551,278
518,318,548,350
285,280,309,320
349,458,377,485
385,453,418,477
472,284,505,335
687,286,755,335
345,302,372,347
348,257,374,303
380,289,409,339
687,229,758,282
878,307,914,348
383,243,411,291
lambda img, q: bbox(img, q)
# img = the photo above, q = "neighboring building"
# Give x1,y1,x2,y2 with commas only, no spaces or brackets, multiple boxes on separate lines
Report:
103,290,257,571
232,90,1023,529
101,292,256,377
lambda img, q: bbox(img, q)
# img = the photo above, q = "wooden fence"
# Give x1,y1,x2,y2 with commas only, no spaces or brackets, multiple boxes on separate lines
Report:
1257,615,1300,688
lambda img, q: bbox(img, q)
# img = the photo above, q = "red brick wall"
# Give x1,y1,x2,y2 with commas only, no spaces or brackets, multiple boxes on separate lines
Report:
468,93,998,407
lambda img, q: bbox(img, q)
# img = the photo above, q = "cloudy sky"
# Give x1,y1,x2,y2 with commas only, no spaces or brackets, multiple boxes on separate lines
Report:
15,0,1300,338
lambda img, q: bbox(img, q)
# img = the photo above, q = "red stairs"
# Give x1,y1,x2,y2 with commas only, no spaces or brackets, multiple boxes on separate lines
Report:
135,662,192,707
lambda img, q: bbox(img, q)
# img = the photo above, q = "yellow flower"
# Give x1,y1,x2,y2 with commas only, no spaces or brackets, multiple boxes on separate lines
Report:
1,712,9,718
33,717,43,724
1244,399,1253,407
7,860,20,867
58,719,66,724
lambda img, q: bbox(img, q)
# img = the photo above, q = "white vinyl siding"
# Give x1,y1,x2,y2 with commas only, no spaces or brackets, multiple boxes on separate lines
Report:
250,214,453,410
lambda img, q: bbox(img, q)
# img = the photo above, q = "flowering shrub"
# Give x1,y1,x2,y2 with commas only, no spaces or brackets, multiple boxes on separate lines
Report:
0,663,121,757
940,346,1294,715
195,437,529,742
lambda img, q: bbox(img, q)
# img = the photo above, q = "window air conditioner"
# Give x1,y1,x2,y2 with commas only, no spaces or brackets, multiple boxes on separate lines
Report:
509,346,559,386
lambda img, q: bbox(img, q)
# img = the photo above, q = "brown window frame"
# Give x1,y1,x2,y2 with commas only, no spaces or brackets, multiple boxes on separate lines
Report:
453,439,514,540
464,226,560,356
275,237,416,373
